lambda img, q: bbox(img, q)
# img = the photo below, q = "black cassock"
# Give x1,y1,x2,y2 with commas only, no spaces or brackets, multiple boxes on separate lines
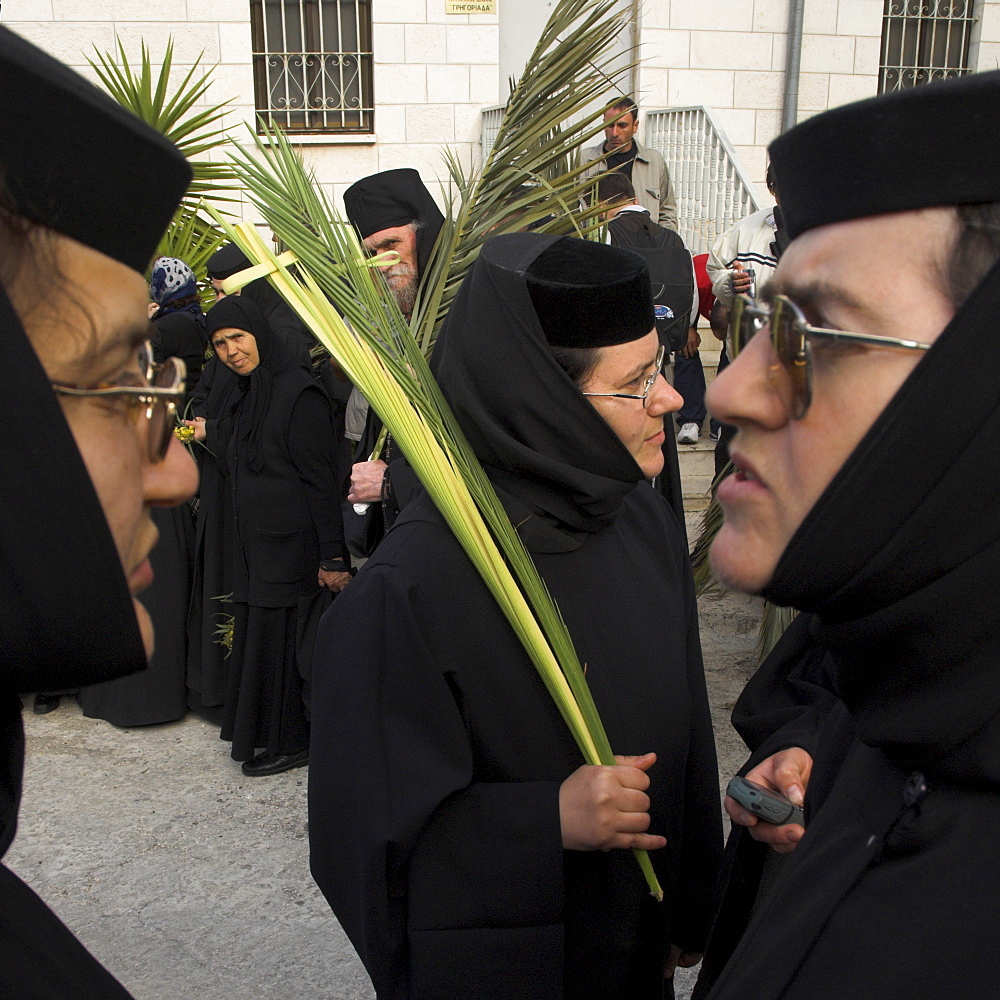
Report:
309,483,722,1000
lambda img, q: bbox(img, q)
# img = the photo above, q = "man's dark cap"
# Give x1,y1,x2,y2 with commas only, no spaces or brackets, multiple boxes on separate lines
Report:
770,70,1000,240
525,237,654,349
0,26,191,274
343,167,441,239
207,243,252,280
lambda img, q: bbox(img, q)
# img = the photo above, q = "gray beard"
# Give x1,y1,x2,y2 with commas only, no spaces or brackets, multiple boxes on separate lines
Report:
386,265,418,316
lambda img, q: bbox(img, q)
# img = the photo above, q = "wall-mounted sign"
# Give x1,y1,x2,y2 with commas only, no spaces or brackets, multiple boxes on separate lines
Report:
446,0,496,12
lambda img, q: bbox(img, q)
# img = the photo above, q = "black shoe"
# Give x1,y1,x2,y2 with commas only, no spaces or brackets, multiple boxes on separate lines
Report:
241,748,309,777
33,694,61,715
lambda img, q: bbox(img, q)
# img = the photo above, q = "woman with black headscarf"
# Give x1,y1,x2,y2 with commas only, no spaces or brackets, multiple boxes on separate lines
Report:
309,233,723,1000
0,25,195,998
191,296,350,776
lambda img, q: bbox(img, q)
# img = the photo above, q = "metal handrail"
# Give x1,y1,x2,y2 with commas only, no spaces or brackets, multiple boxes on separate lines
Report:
645,106,760,256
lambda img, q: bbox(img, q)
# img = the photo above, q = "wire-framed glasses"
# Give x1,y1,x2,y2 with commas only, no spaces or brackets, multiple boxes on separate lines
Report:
581,345,667,409
51,340,187,462
729,293,931,419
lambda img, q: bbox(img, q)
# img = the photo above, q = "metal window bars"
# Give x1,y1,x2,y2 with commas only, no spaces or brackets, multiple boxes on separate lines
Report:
251,0,374,133
879,0,977,92
645,106,760,257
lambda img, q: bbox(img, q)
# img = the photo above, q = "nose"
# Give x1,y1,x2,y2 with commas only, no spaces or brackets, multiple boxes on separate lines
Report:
706,331,789,430
648,372,683,415
143,433,198,508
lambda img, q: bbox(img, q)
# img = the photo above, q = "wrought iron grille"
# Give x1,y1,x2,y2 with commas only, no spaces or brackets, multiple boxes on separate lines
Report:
251,0,373,133
879,0,977,92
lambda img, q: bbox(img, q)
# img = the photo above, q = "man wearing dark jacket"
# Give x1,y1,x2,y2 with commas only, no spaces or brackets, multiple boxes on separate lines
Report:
694,70,1000,999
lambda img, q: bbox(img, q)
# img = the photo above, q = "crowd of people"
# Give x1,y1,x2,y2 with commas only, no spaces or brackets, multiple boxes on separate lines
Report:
4,18,1000,1000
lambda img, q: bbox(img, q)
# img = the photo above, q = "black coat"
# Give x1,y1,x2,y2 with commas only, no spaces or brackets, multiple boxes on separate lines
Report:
309,484,722,1000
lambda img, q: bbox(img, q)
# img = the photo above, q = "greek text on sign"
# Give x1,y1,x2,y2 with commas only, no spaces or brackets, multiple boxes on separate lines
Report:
446,0,496,12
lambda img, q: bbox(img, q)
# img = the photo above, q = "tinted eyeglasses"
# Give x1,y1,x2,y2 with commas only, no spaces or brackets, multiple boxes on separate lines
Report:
581,345,667,409
729,293,931,419
52,340,187,463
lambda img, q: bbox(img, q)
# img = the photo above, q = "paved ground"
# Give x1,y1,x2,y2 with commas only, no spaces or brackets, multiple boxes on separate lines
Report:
7,589,760,1000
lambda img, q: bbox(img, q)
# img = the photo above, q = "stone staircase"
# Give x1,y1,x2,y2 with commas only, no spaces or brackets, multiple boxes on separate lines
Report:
670,342,722,539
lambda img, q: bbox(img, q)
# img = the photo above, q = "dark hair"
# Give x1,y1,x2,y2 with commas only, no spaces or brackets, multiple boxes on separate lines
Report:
597,172,636,205
606,96,638,123
549,345,601,387
947,201,1000,308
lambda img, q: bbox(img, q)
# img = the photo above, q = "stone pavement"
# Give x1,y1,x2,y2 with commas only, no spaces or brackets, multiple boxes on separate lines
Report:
7,698,710,999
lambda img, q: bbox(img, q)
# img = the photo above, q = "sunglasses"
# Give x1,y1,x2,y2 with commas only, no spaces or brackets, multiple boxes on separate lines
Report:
52,341,187,462
729,293,931,419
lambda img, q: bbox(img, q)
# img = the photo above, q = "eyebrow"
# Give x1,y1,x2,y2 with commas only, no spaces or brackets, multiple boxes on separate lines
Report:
763,279,870,321
616,354,658,387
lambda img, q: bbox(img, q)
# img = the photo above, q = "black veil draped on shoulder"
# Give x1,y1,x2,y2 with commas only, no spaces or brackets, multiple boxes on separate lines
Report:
431,233,648,545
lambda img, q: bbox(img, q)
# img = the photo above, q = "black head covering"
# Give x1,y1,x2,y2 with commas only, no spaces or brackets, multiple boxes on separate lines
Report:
206,295,304,473
207,243,252,280
0,25,191,272
759,257,1000,779
432,233,655,548
343,168,444,282
525,238,653,348
770,69,1000,241
0,30,190,695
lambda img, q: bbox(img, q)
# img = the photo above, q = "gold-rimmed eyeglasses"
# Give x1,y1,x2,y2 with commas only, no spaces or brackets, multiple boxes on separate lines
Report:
729,293,930,419
51,340,187,463
581,345,667,409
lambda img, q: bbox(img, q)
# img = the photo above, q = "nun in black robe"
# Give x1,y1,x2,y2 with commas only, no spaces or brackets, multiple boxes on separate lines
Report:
204,297,350,775
309,233,722,1000
0,24,190,998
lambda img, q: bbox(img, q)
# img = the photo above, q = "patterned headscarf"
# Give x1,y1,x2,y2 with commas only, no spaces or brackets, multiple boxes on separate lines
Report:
149,256,199,311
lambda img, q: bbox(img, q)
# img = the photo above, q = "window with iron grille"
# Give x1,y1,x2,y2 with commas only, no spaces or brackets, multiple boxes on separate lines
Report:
251,0,373,133
879,0,977,92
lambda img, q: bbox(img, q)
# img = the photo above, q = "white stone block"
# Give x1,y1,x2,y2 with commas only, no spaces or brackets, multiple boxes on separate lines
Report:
54,0,185,19
302,143,379,186
826,72,877,107
734,143,767,180
10,21,116,67
446,24,497,64
427,63,471,103
711,106,757,145
406,103,454,142
801,34,856,74
374,0,429,25
802,0,838,35
672,0,754,32
797,72,830,110
114,24,220,64
406,23,448,62
637,66,672,108
972,40,1000,69
187,0,251,21
690,29,773,71
853,35,881,75
752,0,790,34
373,23,406,63
375,62,427,103
977,2,1000,44
641,29,690,69
469,63,500,105
668,68,735,107
205,63,255,109
732,69,782,109
453,102,486,142
836,0,884,37
375,142,454,187
219,21,253,64
374,103,408,143
1,0,53,20
754,108,782,143
642,0,671,30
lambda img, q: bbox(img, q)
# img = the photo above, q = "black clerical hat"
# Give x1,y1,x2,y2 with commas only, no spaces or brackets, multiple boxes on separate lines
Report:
343,168,440,240
0,25,191,274
770,70,1000,241
207,243,252,280
525,237,654,348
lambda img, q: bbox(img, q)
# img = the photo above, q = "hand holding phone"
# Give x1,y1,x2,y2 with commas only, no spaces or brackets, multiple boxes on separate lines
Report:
726,775,805,829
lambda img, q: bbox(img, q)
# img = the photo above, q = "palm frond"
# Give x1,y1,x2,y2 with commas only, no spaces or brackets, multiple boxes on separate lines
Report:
88,36,241,277
213,115,663,899
757,603,798,663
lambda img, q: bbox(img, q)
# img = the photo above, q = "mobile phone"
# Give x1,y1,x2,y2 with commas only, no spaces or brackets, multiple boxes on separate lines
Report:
726,775,805,828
